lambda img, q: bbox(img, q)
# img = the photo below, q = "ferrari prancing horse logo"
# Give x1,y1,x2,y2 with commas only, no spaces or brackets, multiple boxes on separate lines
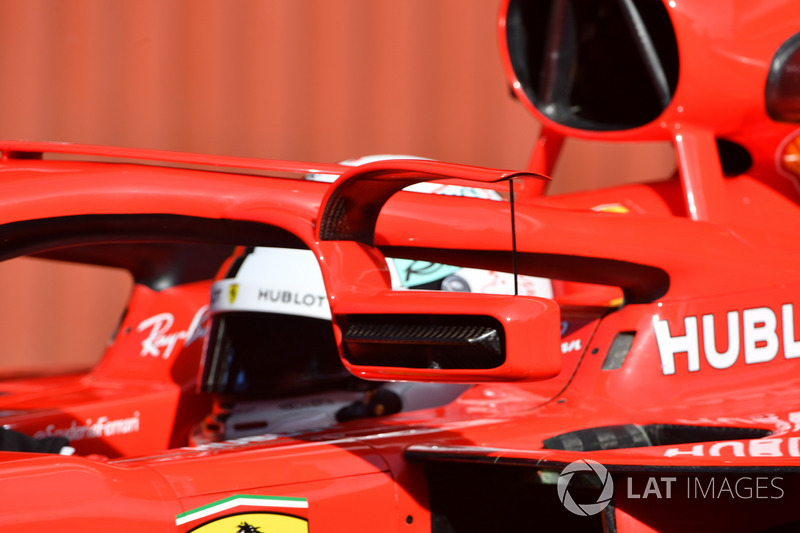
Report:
228,283,239,304
188,513,308,532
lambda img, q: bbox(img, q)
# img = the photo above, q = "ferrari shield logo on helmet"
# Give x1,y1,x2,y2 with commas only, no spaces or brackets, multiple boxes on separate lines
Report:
228,283,239,305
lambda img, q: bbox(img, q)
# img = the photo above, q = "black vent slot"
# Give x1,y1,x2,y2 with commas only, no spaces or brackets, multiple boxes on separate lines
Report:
339,314,505,370
543,424,772,452
601,331,636,370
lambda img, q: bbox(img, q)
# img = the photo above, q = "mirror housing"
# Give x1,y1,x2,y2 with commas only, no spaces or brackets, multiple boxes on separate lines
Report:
314,158,559,383
331,289,561,383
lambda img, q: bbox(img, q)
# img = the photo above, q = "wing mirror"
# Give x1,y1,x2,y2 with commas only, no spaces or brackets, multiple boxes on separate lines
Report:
330,289,561,383
314,158,559,383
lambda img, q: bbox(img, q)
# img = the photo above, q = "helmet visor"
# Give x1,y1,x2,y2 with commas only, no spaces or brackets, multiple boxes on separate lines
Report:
201,311,353,398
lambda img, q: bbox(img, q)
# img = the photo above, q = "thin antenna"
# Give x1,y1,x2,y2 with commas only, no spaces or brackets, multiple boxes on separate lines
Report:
509,179,519,296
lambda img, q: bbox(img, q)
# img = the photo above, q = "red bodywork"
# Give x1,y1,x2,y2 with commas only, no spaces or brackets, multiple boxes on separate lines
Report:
0,1,800,531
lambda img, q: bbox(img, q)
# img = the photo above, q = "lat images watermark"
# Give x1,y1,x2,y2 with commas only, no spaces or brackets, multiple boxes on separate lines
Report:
624,474,784,500
557,459,614,516
557,460,786,516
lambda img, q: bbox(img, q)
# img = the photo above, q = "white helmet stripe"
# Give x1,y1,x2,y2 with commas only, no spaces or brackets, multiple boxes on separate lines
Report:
209,248,331,320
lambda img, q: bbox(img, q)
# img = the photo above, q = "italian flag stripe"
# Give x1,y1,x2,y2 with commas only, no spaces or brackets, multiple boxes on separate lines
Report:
176,494,308,525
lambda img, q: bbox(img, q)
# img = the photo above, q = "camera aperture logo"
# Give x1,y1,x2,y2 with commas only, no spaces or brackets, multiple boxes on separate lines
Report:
557,459,614,516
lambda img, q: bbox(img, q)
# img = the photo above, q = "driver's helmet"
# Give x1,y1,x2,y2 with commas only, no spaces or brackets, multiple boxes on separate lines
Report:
193,245,468,443
199,246,355,399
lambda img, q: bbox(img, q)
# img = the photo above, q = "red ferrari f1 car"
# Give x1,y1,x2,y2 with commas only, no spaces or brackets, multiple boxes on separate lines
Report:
0,0,800,531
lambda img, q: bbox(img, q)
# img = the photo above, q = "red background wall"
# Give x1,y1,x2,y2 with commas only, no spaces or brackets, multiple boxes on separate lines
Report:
0,0,675,370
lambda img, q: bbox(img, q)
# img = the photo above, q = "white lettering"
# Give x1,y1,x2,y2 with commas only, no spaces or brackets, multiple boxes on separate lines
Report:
772,478,785,499
709,441,745,457
756,477,769,499
626,477,675,499
137,313,174,357
735,477,753,498
749,438,782,457
789,437,800,457
664,444,704,457
627,477,640,499
33,411,140,441
717,478,734,498
783,303,800,358
184,305,209,347
680,475,784,499
694,478,715,498
561,339,581,354
666,434,800,459
642,477,662,498
662,477,676,498
702,311,739,369
136,307,207,360
654,316,700,375
655,305,800,375
743,307,778,364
